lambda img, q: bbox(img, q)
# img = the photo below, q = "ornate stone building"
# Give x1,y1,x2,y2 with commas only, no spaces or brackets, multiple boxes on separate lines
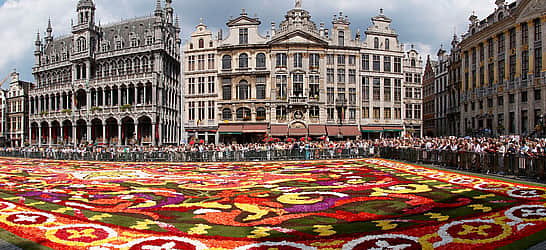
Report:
459,0,546,136
29,0,181,146
184,1,423,143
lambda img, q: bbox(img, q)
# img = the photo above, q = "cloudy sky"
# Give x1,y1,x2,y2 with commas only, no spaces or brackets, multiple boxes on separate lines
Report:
0,0,497,87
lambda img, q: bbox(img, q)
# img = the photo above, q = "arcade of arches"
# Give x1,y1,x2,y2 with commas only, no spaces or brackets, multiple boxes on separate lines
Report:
30,116,154,146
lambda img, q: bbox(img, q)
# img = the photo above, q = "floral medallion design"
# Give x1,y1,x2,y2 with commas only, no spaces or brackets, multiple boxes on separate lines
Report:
0,157,543,249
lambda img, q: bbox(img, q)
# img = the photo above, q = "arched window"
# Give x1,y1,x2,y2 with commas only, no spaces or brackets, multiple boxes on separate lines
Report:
189,43,194,49
133,58,141,72
239,53,248,68
222,108,232,120
222,55,232,70
238,80,249,100
256,107,266,121
498,12,504,20
198,39,204,48
126,59,132,74
385,39,390,50
110,62,117,76
236,107,251,121
374,37,379,49
411,59,416,67
256,53,266,68
118,60,125,75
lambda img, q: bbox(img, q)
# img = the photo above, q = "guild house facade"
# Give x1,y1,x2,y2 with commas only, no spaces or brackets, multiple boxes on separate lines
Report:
184,0,423,144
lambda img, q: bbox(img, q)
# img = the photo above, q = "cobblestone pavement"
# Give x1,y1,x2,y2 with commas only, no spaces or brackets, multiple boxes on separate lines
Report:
0,239,20,250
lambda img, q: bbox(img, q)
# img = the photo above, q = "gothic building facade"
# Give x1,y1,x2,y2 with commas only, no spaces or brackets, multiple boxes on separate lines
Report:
184,1,423,143
29,0,181,146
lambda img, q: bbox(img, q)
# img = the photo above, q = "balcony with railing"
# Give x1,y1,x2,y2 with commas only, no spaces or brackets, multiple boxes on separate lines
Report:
335,98,347,107
289,96,308,105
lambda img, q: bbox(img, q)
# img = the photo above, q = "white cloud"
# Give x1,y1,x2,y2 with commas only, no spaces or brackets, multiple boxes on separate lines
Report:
0,0,500,81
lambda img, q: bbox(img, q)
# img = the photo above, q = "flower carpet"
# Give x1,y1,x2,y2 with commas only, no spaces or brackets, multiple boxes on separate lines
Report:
0,157,544,249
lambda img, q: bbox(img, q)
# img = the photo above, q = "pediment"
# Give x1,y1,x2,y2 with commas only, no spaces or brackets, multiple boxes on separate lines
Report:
517,0,546,22
269,30,328,46
227,16,260,27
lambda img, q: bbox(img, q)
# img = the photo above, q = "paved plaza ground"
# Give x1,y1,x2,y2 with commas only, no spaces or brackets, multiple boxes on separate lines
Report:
0,157,544,249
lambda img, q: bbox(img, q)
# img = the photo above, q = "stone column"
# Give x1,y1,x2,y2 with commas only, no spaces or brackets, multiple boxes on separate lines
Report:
38,124,42,147
158,122,163,146
48,126,52,145
134,86,138,105
60,124,64,144
87,124,92,143
144,86,147,105
134,121,138,145
118,124,122,145
117,87,122,107
102,124,106,144
72,125,77,145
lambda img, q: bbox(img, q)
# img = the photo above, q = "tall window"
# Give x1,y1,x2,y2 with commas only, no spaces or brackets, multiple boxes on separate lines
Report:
327,68,334,83
337,55,346,65
385,39,390,50
406,104,412,119
349,88,356,105
256,76,266,99
327,54,334,65
384,78,391,102
276,53,287,67
188,78,195,94
239,53,248,68
374,37,379,49
535,48,542,77
293,74,304,96
208,76,215,93
327,108,335,121
238,80,249,100
327,87,334,104
509,28,516,50
198,55,205,70
362,77,369,101
362,54,370,71
522,22,529,45
276,75,287,99
348,69,356,84
294,53,303,68
414,104,421,119
488,38,494,58
309,75,320,98
394,79,401,102
222,55,231,70
338,30,344,46
198,101,205,121
384,56,391,72
222,78,231,100
199,38,204,48
198,77,205,94
256,53,266,68
534,19,542,42
522,51,529,80
337,69,346,83
276,106,287,120
509,55,516,81
394,57,401,72
373,78,381,101
239,28,248,45
188,102,195,121
498,58,505,82
373,55,381,71
309,53,320,68
498,33,505,54
208,54,215,70
310,106,319,118
188,56,195,71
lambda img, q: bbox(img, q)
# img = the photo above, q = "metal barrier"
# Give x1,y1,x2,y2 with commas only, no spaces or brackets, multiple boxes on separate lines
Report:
0,148,372,164
378,147,546,182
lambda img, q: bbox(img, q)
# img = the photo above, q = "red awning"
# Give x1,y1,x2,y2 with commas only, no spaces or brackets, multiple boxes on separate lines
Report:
308,125,326,136
218,124,243,134
289,128,308,136
243,124,268,133
361,126,384,132
326,126,342,137
270,125,288,136
341,126,361,136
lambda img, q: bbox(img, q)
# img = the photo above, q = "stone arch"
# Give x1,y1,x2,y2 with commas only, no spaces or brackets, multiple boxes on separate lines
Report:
138,116,152,144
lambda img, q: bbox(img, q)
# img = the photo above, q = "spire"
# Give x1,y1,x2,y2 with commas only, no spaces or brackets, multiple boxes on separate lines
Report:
154,0,162,17
35,31,41,45
295,0,302,9
176,16,180,28
47,18,52,33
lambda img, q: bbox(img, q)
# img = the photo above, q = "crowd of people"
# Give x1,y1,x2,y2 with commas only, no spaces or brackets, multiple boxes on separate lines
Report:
0,136,544,157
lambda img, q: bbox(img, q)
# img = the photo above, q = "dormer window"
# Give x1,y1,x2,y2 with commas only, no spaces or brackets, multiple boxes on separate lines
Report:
199,39,204,48
374,37,379,49
146,36,153,45
116,41,122,50
385,39,390,50
239,28,248,45
130,37,138,47
338,30,344,46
